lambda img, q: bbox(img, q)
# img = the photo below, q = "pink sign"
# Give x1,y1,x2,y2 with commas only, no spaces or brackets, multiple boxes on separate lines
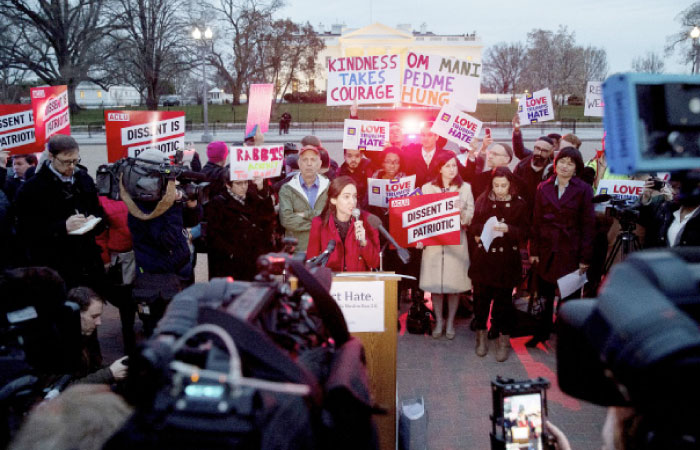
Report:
246,84,274,135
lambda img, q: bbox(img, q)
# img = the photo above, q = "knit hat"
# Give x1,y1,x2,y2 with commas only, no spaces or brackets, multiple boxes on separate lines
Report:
207,141,229,163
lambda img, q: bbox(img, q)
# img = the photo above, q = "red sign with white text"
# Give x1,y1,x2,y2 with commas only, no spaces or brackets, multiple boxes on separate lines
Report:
389,192,461,247
105,110,186,162
0,104,36,154
31,85,70,151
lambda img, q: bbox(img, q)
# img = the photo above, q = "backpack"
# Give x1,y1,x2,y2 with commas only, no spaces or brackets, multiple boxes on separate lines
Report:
406,300,434,335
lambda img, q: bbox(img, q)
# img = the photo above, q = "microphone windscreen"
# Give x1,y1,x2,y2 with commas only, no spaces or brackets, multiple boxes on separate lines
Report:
327,239,336,251
351,208,361,220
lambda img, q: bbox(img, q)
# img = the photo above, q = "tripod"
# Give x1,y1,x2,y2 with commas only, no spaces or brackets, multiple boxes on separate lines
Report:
602,219,642,275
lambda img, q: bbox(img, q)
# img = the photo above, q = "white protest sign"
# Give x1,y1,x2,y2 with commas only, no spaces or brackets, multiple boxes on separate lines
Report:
230,145,285,181
343,119,390,151
596,179,645,202
431,104,483,147
368,175,416,207
584,81,604,117
327,55,401,106
517,88,555,124
330,280,385,332
401,52,482,112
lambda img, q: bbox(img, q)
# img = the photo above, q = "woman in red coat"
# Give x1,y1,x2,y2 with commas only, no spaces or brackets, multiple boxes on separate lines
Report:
306,176,380,272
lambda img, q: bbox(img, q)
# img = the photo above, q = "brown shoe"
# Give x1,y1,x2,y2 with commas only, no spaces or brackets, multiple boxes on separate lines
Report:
495,334,511,362
475,330,488,356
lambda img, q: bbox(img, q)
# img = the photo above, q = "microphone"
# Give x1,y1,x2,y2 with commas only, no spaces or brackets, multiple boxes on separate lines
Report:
307,239,336,267
351,208,361,222
366,213,410,265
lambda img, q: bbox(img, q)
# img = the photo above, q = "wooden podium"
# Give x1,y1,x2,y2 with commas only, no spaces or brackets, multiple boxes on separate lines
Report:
331,272,400,450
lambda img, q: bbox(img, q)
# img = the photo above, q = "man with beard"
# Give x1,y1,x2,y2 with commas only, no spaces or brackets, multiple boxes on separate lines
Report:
513,136,555,208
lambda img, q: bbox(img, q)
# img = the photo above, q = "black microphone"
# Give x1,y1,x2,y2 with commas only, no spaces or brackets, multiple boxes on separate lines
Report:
307,239,336,266
366,213,410,265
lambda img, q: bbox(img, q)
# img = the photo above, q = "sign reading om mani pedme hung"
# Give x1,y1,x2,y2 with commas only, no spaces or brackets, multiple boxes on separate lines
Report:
389,192,461,247
330,280,385,333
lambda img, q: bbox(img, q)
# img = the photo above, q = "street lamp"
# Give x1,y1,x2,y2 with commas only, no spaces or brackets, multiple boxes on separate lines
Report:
192,26,213,142
690,26,700,74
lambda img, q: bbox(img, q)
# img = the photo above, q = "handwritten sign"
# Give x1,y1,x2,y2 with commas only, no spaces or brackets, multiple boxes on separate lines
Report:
246,84,274,135
342,119,390,151
596,179,645,202
584,81,604,117
105,110,185,162
0,104,36,154
330,280,385,332
389,192,461,247
517,88,555,124
31,85,70,150
401,52,481,111
431,104,483,147
230,145,284,180
368,175,416,207
327,55,401,106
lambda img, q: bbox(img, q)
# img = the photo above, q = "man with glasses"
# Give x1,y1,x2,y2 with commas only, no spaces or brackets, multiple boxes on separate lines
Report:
14,134,105,290
461,138,515,200
513,136,556,208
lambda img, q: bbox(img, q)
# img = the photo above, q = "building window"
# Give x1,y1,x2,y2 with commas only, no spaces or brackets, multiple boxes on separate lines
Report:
292,79,299,93
309,79,315,91
97,91,103,98
79,91,84,99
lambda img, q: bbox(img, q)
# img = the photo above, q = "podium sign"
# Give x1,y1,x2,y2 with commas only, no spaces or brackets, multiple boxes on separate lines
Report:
330,280,385,332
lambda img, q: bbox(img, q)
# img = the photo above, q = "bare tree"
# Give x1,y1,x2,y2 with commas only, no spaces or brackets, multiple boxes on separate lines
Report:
579,46,608,86
105,0,195,109
632,52,665,73
0,0,115,111
666,2,700,72
483,42,526,95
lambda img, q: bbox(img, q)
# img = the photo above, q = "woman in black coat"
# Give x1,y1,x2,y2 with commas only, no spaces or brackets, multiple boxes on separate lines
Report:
528,147,595,347
205,175,275,280
469,167,528,362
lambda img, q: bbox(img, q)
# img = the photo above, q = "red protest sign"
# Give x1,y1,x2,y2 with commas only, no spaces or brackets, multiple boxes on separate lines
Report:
389,192,461,247
246,84,273,135
0,104,37,155
105,110,186,162
31,85,70,150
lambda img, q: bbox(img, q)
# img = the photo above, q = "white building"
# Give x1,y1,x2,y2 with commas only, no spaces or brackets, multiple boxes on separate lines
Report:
306,22,483,93
75,82,141,108
208,87,234,104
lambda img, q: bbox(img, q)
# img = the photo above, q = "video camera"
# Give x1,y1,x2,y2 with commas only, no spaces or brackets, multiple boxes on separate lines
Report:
105,252,378,450
96,150,209,204
605,198,640,229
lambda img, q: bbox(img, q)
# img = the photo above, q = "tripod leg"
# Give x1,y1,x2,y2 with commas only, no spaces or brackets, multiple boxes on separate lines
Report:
603,235,623,275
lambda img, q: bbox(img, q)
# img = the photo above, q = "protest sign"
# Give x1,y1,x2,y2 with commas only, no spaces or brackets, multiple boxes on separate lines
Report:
596,179,645,203
368,175,416,207
584,81,604,117
246,84,274,135
105,110,185,162
431,104,483,147
0,104,36,154
31,85,70,150
343,119,390,151
517,88,555,124
401,52,481,111
230,145,284,180
389,192,461,247
326,55,401,106
330,280,385,333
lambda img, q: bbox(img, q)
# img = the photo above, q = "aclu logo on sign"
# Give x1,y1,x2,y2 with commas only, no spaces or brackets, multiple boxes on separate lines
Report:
32,90,45,98
391,198,410,207
108,113,130,121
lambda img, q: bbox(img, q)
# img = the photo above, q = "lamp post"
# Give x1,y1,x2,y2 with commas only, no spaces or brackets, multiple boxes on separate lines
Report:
691,26,700,74
192,26,213,143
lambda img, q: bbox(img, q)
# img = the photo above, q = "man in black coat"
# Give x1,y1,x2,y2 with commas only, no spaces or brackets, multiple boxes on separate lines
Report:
14,135,105,290
403,122,453,188
512,136,555,208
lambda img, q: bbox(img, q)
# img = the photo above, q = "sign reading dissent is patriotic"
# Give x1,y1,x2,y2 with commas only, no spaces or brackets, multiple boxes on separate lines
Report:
343,119,390,151
105,110,185,162
389,192,461,247
0,104,36,154
31,85,70,150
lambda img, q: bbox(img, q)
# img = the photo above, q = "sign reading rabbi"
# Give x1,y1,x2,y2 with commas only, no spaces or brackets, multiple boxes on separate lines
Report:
105,110,185,162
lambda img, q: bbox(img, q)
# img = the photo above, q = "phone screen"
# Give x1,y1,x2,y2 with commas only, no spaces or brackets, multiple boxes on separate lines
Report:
502,392,545,450
485,128,492,137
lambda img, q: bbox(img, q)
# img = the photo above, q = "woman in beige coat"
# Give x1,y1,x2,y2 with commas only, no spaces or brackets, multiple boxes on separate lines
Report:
417,151,474,339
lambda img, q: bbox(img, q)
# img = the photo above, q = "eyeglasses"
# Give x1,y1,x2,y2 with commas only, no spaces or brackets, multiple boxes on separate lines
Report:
55,157,81,166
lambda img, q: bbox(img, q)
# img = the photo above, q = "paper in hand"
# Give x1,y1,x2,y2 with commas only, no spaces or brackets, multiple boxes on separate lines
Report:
68,217,102,235
557,269,588,299
480,216,503,252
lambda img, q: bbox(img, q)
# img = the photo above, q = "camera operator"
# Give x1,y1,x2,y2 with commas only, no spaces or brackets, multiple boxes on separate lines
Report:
638,175,700,248
123,149,201,336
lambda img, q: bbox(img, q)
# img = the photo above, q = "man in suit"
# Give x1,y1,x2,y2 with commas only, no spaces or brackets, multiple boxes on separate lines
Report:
404,122,452,188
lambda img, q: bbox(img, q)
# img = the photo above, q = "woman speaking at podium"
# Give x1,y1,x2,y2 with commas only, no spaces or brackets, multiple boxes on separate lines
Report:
306,176,380,272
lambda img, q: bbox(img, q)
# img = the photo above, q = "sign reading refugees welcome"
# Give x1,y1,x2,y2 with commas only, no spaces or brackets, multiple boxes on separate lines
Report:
401,52,482,111
517,88,555,124
0,104,36,154
105,110,185,162
343,119,390,151
326,55,401,106
230,145,285,180
584,81,604,117
389,192,461,247
431,104,483,147
31,85,70,150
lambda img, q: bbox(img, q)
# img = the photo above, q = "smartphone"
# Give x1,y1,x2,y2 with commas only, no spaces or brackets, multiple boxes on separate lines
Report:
649,178,665,191
491,377,551,450
485,127,492,137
